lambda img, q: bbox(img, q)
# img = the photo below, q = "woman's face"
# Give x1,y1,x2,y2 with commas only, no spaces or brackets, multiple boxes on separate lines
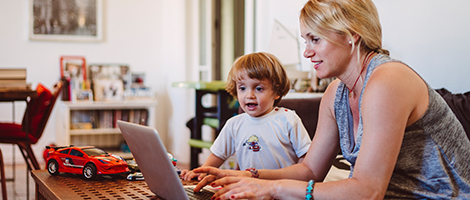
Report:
300,23,354,79
236,71,280,118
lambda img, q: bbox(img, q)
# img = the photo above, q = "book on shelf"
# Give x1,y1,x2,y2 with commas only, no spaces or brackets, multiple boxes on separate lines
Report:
0,79,27,84
139,109,148,125
70,109,149,130
113,110,122,128
98,110,114,129
0,68,26,79
0,83,31,91
70,110,97,129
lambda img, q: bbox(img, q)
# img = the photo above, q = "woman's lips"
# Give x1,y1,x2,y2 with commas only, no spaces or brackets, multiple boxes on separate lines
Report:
312,61,322,69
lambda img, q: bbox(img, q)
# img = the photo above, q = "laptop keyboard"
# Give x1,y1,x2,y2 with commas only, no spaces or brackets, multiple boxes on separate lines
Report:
185,187,215,200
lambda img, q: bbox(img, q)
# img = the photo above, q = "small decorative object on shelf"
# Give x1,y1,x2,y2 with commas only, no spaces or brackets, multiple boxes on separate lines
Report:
88,63,130,101
45,145,130,180
60,56,88,101
72,89,94,102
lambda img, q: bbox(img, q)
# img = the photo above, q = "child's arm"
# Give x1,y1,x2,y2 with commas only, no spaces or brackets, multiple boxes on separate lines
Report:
181,153,225,181
298,154,306,163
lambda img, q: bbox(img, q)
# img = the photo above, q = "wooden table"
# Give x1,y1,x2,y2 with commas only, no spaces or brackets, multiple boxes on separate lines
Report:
0,89,37,102
31,170,198,200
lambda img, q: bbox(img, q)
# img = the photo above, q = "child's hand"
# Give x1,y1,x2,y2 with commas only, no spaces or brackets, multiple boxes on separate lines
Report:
180,169,207,181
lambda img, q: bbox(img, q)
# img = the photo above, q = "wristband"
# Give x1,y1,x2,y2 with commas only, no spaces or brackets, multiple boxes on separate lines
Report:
306,180,315,200
245,167,259,178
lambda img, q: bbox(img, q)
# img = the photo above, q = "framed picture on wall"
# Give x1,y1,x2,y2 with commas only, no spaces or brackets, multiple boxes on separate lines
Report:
29,0,103,42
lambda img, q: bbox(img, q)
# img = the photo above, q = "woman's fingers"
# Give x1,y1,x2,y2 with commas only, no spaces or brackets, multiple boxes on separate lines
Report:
212,177,274,200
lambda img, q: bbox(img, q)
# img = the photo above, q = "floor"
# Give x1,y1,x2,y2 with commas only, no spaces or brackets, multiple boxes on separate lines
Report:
4,163,36,200
2,159,349,200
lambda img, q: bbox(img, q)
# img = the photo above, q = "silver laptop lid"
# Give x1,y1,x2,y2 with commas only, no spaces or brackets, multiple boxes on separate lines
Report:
117,120,189,200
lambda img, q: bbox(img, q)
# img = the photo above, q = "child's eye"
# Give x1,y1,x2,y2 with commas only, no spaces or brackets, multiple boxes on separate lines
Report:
255,86,264,92
238,86,246,91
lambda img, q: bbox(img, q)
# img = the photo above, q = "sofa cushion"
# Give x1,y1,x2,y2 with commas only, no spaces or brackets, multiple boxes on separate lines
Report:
277,98,321,139
435,88,470,140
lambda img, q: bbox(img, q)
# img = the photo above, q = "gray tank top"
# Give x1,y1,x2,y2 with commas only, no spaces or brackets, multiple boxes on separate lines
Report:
334,54,470,199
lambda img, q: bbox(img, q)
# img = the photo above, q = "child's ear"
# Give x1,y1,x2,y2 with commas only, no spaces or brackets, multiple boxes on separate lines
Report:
274,95,280,100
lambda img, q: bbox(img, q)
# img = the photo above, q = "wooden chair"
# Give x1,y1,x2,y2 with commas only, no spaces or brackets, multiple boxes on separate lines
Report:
0,148,6,200
0,81,62,171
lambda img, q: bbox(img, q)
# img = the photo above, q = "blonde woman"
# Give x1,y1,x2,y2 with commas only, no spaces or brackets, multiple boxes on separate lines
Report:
194,0,470,199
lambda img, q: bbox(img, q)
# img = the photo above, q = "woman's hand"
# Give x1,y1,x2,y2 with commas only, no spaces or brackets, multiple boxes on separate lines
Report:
211,177,276,200
191,166,252,192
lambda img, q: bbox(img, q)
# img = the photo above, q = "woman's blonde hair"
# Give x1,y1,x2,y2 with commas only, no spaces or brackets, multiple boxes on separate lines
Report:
226,52,290,107
300,0,389,57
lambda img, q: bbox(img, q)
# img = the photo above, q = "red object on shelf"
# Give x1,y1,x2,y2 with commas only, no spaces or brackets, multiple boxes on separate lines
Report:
60,56,87,80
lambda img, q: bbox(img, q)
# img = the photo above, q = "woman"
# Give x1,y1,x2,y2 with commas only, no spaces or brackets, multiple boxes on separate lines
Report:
193,0,470,199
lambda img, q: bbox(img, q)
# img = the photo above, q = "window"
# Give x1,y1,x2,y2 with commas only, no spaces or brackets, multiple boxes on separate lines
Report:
59,149,70,154
70,149,84,157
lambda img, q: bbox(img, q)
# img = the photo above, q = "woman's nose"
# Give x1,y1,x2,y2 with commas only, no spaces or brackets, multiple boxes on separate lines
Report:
303,46,315,59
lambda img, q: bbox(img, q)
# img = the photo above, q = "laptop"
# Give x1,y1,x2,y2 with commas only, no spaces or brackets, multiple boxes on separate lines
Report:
117,120,216,200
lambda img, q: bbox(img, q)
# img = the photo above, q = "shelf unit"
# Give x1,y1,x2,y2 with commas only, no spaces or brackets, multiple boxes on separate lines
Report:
56,100,157,158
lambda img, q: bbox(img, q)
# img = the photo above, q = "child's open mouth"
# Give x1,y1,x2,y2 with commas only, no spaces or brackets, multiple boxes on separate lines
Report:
246,103,258,109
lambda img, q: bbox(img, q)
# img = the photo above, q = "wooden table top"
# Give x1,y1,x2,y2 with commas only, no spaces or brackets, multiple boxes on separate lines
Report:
31,170,198,200
0,89,37,102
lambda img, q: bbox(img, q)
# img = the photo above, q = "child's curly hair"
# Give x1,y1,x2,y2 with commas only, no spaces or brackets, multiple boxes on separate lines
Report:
225,52,291,107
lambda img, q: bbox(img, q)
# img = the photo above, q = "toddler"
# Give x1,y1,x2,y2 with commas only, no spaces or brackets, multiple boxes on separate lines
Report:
181,52,311,181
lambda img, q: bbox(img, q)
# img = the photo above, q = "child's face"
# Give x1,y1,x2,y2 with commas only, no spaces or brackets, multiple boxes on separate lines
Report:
236,72,280,118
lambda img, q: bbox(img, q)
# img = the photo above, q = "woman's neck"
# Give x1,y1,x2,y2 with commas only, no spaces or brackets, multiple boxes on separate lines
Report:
346,51,375,98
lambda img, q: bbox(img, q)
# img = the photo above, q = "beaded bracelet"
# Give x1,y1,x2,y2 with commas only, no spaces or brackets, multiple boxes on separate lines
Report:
245,167,259,178
306,180,315,200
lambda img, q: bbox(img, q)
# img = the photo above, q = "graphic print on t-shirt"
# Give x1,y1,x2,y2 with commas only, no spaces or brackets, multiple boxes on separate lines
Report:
243,135,261,152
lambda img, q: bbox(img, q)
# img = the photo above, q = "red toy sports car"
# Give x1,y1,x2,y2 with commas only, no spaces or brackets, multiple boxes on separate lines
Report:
45,145,129,179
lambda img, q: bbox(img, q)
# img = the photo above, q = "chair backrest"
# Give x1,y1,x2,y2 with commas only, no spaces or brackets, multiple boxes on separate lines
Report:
21,81,63,143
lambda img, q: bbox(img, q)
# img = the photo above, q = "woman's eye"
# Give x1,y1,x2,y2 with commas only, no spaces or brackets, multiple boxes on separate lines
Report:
312,37,320,44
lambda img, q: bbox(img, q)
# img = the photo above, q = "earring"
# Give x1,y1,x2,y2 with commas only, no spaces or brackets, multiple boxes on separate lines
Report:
349,41,352,44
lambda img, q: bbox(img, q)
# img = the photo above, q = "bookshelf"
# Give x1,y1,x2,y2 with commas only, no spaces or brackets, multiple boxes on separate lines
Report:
56,100,157,158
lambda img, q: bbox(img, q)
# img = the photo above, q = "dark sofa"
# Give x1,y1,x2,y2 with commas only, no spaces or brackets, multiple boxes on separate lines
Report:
278,89,470,141
277,97,322,139
436,88,470,140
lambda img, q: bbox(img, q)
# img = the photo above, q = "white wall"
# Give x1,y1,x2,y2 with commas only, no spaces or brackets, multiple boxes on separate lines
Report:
253,0,470,93
0,0,195,166
1,0,469,167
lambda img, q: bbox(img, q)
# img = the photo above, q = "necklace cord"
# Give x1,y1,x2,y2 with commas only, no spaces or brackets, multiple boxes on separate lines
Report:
348,52,374,92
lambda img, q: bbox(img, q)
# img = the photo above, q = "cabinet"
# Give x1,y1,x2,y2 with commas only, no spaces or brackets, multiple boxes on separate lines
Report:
172,81,239,169
56,100,157,156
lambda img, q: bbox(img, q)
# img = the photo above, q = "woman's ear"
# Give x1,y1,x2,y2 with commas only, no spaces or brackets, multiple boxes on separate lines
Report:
350,33,360,45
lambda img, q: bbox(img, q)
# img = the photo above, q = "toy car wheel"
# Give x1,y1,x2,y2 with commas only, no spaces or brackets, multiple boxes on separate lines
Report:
83,163,98,180
47,159,60,176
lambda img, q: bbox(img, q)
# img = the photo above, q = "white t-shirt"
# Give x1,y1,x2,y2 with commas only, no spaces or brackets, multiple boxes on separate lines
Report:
210,107,312,170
